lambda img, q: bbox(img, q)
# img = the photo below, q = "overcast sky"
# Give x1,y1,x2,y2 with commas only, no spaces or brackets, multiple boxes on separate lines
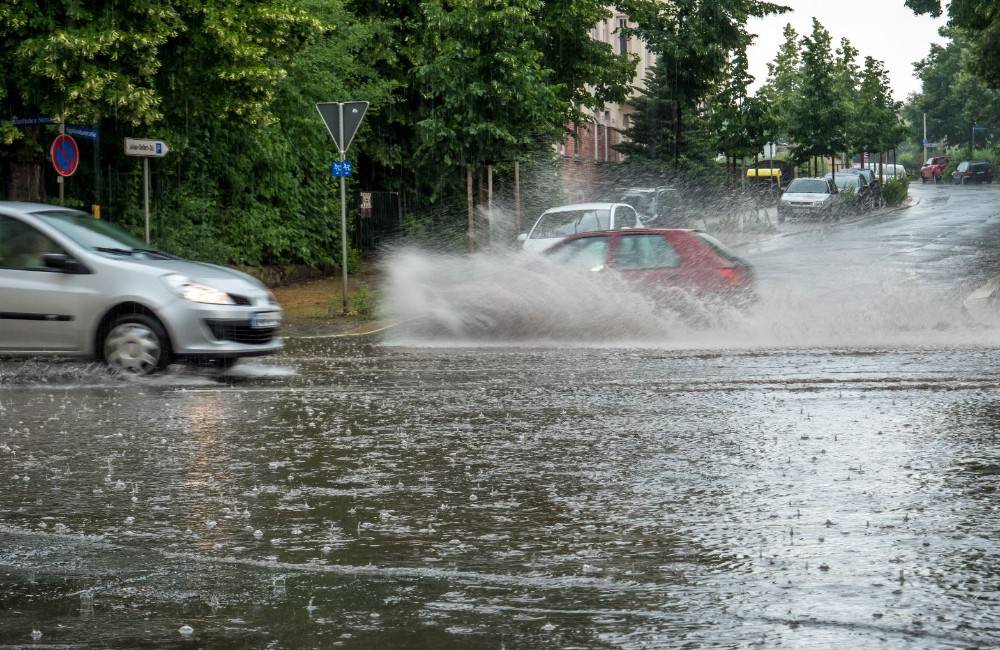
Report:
746,0,949,100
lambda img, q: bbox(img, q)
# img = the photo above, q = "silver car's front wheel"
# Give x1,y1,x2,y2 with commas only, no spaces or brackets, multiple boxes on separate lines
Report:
103,317,168,375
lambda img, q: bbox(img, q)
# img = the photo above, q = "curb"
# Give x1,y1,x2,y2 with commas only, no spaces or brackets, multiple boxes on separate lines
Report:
288,320,405,340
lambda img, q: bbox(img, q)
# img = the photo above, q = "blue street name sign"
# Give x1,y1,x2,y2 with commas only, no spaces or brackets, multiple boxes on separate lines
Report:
10,116,99,140
330,160,353,177
973,126,988,132
66,125,99,141
12,116,55,126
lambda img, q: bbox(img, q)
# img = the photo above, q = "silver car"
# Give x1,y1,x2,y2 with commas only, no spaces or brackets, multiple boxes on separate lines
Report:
777,177,837,222
0,202,282,373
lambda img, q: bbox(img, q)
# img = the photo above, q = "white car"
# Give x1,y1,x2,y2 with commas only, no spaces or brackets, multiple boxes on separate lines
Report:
777,178,837,222
518,202,639,253
861,162,908,180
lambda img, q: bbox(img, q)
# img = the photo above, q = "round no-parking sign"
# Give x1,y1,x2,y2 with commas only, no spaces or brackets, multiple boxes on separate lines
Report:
50,134,80,177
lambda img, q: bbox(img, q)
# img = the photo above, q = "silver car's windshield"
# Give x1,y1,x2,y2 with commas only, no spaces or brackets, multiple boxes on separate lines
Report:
530,209,611,239
786,179,829,194
33,210,172,258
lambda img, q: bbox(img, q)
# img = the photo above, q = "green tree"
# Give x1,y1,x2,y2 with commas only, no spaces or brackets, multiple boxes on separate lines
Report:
757,23,800,142
709,48,772,165
905,31,1000,154
622,0,788,163
0,1,318,129
906,0,1000,89
855,57,907,159
346,0,643,199
414,0,562,168
787,19,849,172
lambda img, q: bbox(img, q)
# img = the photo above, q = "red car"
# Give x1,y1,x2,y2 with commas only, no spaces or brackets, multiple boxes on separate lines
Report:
545,229,756,304
920,156,950,183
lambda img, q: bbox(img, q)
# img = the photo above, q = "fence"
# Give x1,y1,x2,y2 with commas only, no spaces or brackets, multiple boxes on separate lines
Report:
353,190,401,253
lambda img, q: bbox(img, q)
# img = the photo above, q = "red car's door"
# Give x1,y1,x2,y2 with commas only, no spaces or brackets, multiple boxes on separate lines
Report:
609,232,689,297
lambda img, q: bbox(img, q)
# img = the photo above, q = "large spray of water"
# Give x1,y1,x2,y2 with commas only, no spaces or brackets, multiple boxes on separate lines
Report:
380,245,1000,349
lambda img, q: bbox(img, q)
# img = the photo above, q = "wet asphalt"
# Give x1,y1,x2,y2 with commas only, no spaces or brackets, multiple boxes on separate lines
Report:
1,182,999,648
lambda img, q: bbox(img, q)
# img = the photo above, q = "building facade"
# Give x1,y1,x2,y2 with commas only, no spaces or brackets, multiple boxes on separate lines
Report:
559,13,656,199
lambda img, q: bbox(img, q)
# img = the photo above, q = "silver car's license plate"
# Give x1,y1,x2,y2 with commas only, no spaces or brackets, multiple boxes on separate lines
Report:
251,312,281,329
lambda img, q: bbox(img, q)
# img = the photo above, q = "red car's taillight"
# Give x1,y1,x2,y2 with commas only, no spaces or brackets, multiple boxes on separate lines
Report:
719,267,745,286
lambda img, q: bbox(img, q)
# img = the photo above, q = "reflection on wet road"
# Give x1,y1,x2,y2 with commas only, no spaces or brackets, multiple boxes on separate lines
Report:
1,183,999,648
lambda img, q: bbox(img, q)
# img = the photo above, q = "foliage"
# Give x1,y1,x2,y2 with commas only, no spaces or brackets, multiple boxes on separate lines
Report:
709,48,772,161
0,1,319,128
757,19,907,170
757,23,800,141
904,30,1000,154
906,0,1000,89
882,177,909,206
350,283,379,319
347,0,643,197
618,0,788,165
853,57,908,154
414,0,562,167
786,19,849,164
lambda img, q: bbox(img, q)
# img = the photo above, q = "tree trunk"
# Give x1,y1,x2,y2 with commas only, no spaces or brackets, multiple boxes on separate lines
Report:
7,162,44,202
466,166,474,253
674,104,682,165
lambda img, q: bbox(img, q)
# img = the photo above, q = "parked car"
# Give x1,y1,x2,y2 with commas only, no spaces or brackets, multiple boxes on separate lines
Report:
612,187,684,227
920,156,950,183
519,203,639,253
745,167,784,205
825,172,877,212
777,177,838,222
0,202,282,374
952,160,994,185
545,228,756,305
748,159,794,189
861,162,908,181
844,166,879,186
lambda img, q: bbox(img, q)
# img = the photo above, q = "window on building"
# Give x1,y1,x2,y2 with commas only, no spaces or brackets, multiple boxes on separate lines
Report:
618,19,628,55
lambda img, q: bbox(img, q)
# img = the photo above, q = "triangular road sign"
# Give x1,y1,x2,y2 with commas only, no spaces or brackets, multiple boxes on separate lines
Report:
316,101,369,154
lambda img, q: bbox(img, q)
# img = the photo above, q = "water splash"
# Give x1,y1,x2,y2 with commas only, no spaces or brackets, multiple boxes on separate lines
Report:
381,246,1000,348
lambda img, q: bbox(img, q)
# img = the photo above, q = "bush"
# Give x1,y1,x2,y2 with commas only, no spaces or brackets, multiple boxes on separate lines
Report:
835,185,856,216
350,283,380,320
882,177,909,207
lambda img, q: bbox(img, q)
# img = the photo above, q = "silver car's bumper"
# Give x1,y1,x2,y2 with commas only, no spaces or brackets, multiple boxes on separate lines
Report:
162,301,283,358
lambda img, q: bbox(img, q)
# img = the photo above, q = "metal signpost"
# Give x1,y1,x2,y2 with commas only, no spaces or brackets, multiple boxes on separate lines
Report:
123,138,170,244
316,101,368,314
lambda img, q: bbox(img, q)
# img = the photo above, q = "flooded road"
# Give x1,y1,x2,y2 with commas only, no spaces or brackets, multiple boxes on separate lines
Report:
2,183,1000,648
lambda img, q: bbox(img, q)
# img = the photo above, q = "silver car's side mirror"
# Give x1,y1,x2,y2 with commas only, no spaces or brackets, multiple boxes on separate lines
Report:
43,253,88,274
517,233,528,242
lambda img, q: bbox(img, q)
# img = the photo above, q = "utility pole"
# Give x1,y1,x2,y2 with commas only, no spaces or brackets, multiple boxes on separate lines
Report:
466,166,474,253
487,164,493,245
513,160,521,237
923,113,927,163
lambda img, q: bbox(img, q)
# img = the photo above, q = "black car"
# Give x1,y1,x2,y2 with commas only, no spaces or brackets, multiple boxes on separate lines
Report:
952,160,994,185
825,172,877,212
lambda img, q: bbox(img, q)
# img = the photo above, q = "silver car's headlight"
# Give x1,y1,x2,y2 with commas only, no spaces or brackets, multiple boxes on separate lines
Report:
162,274,235,305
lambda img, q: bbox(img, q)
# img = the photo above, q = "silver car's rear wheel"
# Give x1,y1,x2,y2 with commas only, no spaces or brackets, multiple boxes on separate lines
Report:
103,318,167,375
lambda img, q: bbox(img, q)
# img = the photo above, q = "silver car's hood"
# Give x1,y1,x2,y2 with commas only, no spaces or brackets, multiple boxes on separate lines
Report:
117,257,268,294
